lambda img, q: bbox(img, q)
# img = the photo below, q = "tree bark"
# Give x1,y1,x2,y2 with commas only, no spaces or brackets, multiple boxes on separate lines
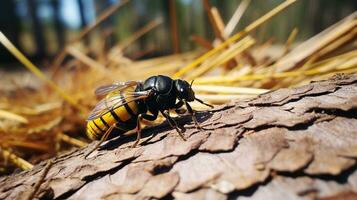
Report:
1,74,357,200
27,0,46,58
50,0,65,50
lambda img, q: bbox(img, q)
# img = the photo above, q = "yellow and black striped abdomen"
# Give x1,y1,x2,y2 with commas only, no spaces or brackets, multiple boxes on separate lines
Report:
86,100,139,140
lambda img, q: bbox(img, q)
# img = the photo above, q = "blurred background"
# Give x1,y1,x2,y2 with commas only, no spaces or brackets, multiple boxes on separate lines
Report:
1,0,356,64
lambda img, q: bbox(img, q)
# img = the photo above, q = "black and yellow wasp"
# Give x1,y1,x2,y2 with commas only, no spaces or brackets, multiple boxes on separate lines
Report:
85,75,213,156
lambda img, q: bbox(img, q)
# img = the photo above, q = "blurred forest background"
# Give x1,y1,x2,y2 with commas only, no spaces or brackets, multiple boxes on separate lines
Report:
0,0,356,64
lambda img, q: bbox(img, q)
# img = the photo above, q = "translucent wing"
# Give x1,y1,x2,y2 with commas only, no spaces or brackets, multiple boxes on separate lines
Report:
87,89,151,121
95,81,142,96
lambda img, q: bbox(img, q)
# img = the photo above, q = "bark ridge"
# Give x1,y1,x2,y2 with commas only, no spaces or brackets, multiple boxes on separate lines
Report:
1,74,357,200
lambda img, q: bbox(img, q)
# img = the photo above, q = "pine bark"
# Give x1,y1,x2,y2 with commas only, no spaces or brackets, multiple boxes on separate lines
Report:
1,74,357,200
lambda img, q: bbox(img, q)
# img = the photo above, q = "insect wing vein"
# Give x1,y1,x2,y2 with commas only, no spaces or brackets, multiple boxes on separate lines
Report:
95,81,142,96
87,90,150,121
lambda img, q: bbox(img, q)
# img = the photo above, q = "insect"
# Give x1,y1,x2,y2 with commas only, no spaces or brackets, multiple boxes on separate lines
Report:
85,75,213,157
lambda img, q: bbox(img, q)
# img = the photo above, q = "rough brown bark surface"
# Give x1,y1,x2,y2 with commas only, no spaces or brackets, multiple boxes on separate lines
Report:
1,74,357,200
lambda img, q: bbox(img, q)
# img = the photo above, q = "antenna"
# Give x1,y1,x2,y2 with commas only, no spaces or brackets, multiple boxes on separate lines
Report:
195,97,214,108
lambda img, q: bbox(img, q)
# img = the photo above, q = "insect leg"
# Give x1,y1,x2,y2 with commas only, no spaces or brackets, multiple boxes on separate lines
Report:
84,124,116,158
174,100,184,109
161,110,186,141
132,115,142,148
174,100,186,115
132,113,158,147
183,100,201,130
141,112,158,121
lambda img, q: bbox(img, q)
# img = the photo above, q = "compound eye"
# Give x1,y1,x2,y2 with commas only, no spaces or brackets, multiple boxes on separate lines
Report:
175,79,195,101
175,80,186,97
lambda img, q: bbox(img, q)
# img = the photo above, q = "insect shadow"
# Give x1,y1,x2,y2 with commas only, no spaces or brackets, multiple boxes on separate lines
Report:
98,111,213,151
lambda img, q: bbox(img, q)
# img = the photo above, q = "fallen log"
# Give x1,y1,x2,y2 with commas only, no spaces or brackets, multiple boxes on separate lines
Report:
1,73,357,200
